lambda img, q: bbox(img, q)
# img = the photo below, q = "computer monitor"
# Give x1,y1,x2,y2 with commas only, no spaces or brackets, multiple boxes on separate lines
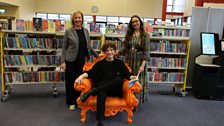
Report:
200,32,219,55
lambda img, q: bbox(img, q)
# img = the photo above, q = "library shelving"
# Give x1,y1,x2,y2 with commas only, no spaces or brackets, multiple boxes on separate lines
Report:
0,30,103,101
0,30,65,102
104,33,124,51
152,25,190,37
149,34,190,96
89,32,102,53
103,28,190,96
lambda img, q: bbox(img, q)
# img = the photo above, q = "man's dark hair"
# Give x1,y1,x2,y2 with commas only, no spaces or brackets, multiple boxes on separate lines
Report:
101,42,117,53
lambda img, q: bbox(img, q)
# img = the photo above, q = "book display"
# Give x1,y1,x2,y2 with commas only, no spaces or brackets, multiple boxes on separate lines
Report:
148,25,191,96
0,30,65,101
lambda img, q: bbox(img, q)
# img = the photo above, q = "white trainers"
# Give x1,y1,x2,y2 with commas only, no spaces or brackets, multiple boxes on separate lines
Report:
69,105,76,111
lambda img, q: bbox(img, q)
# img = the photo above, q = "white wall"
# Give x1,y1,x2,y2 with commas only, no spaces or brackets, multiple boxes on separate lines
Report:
204,3,224,9
0,0,200,20
18,0,35,20
35,0,163,18
184,0,195,16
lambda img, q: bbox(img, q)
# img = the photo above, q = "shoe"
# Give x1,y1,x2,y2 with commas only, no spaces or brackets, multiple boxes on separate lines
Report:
69,105,76,111
133,107,138,112
80,89,95,102
80,92,89,102
97,122,103,126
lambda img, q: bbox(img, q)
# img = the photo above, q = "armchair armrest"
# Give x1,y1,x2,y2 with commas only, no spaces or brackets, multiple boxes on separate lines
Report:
122,79,142,105
74,78,92,94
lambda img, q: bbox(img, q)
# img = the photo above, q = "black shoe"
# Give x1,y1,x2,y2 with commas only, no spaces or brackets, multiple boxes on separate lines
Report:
80,93,89,102
133,107,138,112
80,88,97,102
97,122,103,126
80,89,93,102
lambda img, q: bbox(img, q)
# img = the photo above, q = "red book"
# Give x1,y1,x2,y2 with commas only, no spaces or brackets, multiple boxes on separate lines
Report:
42,19,48,32
54,20,61,32
55,72,60,81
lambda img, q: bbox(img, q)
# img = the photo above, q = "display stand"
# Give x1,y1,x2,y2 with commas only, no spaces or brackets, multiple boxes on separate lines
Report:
192,55,221,99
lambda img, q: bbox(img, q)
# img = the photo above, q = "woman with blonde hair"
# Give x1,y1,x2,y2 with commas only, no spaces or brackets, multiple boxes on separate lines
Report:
61,11,98,110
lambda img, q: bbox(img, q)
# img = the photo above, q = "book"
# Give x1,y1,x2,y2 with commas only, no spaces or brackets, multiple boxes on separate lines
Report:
25,20,33,31
54,19,61,32
16,19,25,31
128,79,139,87
11,20,16,30
33,17,42,31
42,19,48,32
48,20,55,32
128,72,140,87
64,20,71,30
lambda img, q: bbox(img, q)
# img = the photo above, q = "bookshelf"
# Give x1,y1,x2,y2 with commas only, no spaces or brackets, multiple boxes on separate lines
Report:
0,30,64,102
152,25,190,37
149,26,191,96
0,30,103,101
89,32,102,52
104,33,124,51
103,26,190,96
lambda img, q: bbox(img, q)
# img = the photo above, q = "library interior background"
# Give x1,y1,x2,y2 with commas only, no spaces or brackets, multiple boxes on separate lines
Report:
0,0,224,126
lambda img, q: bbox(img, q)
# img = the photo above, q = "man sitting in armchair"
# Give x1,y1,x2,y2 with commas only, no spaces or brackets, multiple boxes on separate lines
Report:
75,42,138,126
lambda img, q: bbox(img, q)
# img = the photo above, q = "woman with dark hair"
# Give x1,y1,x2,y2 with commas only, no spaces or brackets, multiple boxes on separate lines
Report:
121,15,150,103
61,11,98,111
75,43,137,126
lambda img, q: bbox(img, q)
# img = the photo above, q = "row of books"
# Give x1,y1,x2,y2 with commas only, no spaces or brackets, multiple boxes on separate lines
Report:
85,23,127,34
150,41,187,53
3,37,63,49
86,22,151,35
149,57,186,68
148,72,185,82
14,18,71,32
4,55,61,66
4,72,65,83
153,29,190,37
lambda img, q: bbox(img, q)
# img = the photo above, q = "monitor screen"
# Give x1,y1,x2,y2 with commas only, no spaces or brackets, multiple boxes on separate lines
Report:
201,32,216,55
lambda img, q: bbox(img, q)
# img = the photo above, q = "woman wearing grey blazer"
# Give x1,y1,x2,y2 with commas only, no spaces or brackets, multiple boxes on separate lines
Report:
61,11,98,111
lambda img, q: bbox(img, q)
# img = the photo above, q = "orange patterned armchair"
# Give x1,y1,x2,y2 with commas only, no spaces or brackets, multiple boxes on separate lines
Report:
74,54,142,124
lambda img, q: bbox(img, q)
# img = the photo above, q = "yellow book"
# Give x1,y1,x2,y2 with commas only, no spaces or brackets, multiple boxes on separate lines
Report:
20,56,26,65
48,20,56,33
28,20,33,31
15,37,20,48
27,38,31,48
65,20,71,30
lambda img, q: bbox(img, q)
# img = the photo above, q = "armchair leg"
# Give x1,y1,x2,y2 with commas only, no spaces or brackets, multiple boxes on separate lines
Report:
126,108,133,124
80,107,88,124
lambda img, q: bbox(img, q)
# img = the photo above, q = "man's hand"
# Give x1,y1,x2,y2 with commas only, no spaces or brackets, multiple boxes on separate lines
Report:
75,76,83,85
75,73,88,85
